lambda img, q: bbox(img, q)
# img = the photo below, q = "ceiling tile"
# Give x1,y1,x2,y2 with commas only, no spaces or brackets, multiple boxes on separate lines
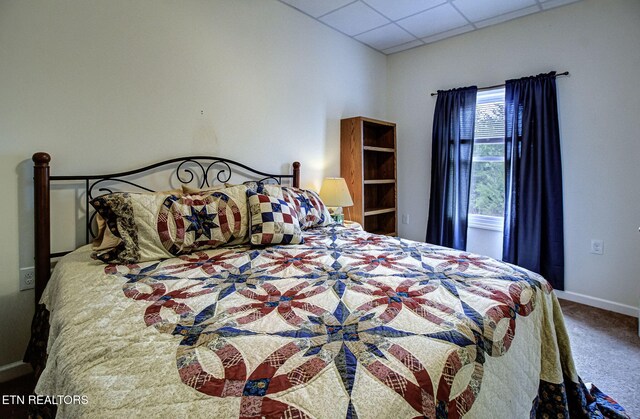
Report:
474,5,540,28
364,0,446,21
319,1,390,36
396,3,469,39
541,0,582,10
383,39,426,54
278,0,356,18
422,24,474,44
453,0,537,22
355,24,417,51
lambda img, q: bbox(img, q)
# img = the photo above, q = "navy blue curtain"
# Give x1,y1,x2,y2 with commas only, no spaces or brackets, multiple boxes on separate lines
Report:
426,86,477,250
503,72,564,289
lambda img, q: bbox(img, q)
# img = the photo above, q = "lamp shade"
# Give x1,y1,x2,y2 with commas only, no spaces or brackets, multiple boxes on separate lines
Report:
319,177,354,207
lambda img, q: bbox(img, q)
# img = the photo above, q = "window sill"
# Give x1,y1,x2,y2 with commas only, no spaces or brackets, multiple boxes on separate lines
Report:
468,215,504,232
468,222,503,232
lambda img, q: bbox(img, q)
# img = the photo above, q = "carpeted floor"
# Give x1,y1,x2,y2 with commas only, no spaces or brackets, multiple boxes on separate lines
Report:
1,300,637,418
559,299,640,417
0,372,33,419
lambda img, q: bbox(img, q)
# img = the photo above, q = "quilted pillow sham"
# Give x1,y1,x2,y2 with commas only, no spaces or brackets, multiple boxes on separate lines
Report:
90,185,249,263
247,190,303,245
262,184,332,229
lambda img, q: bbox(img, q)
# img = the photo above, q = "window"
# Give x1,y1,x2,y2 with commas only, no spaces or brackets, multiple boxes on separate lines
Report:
468,88,505,230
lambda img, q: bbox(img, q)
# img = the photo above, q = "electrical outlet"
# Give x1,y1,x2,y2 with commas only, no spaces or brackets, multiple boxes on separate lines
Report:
590,239,604,255
402,213,410,225
20,267,35,291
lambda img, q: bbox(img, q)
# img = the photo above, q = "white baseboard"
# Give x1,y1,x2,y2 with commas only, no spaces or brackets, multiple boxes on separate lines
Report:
0,361,32,383
555,290,639,318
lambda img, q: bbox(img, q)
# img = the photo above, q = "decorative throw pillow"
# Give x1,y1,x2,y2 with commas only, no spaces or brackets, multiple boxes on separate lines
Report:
92,188,184,254
262,184,284,198
242,181,267,194
263,185,332,229
90,185,249,263
242,180,286,194
247,190,303,245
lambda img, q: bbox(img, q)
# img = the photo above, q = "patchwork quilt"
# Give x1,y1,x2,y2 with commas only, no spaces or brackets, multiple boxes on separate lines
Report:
35,224,626,418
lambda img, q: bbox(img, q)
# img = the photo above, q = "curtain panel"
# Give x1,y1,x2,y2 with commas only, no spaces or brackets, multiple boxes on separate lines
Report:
426,86,477,250
503,72,565,289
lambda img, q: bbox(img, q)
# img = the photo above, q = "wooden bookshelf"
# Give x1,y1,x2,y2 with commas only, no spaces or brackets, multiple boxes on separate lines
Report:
340,117,397,236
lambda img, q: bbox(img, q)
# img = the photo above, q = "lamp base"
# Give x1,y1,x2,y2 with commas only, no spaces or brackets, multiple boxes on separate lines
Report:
331,213,344,224
328,207,344,225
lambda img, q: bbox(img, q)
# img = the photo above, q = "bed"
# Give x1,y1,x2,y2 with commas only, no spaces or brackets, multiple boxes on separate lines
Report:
25,152,627,418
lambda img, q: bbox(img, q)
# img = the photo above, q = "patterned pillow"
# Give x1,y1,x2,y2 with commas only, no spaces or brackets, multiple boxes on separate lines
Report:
242,181,267,194
90,185,249,263
262,185,332,230
247,190,303,245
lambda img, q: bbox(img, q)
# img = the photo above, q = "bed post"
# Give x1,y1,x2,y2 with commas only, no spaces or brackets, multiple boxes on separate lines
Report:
293,161,300,188
33,152,51,304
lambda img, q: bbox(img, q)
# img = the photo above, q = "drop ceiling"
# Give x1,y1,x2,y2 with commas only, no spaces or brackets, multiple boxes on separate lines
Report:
278,0,582,54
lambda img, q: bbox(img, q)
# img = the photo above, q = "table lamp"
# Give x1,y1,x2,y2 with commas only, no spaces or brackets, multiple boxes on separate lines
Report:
319,177,353,224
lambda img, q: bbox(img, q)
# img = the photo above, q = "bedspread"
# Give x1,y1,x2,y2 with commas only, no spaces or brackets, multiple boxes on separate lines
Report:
35,224,620,418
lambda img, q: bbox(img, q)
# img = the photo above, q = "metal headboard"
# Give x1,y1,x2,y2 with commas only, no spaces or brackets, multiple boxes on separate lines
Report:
32,152,301,303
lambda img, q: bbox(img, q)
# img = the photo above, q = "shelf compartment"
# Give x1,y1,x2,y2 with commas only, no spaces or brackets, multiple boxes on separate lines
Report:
363,120,395,149
364,183,395,213
364,212,397,236
364,151,395,181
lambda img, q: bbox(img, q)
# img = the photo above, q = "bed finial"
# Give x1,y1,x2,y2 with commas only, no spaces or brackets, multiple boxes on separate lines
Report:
292,161,300,188
33,152,51,166
33,152,51,303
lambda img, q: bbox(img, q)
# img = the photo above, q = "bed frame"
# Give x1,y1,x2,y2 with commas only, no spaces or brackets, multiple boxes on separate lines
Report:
31,152,300,303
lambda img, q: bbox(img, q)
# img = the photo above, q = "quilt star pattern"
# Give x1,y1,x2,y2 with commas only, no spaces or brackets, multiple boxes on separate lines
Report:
97,223,603,419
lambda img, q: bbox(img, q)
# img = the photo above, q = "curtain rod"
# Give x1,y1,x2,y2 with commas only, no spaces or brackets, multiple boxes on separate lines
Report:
429,71,569,97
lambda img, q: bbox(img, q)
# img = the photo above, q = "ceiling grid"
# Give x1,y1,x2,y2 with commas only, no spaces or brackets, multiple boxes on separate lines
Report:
278,0,582,54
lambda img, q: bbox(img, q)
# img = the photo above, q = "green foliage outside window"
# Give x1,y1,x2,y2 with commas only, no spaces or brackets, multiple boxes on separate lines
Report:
469,159,504,217
469,97,505,218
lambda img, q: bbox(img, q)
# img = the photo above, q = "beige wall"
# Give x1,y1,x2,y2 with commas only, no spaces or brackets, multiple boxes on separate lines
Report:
0,0,386,368
388,0,640,313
